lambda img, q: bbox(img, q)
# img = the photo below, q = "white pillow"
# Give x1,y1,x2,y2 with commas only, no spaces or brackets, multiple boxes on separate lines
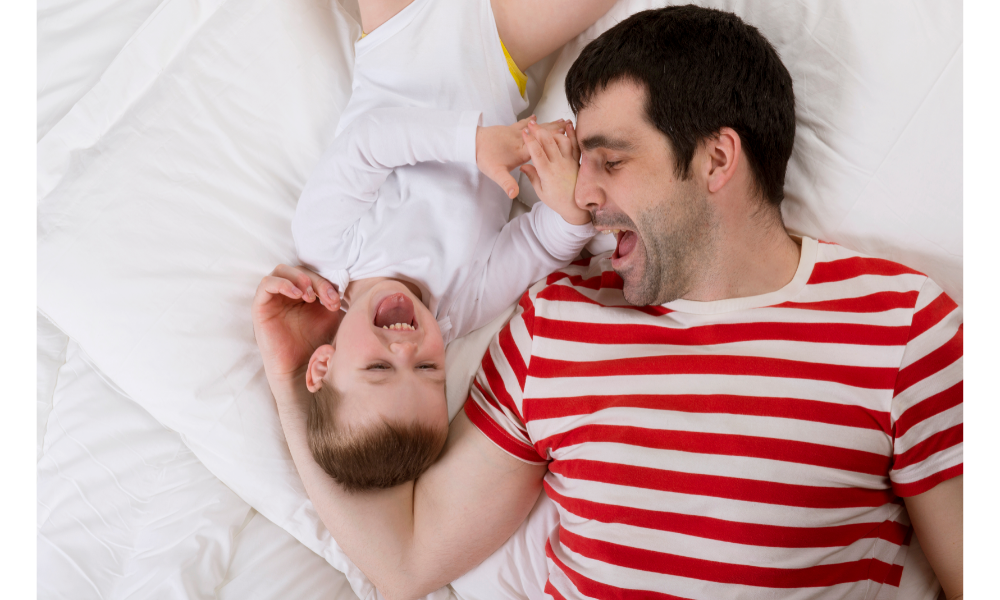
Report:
518,0,963,304
36,0,407,598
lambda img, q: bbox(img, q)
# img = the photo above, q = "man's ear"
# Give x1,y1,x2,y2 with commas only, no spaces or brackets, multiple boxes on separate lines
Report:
305,344,335,393
703,127,741,194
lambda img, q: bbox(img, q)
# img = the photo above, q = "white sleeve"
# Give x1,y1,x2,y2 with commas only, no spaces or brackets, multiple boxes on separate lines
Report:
292,108,481,284
459,202,596,335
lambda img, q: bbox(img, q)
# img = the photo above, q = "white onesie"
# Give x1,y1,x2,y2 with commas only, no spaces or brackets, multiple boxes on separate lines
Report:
293,0,595,343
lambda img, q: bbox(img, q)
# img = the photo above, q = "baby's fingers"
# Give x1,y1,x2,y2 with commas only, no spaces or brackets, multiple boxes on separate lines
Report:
536,119,568,134
488,166,520,199
520,163,541,192
552,126,574,158
273,264,339,310
260,275,304,301
522,127,549,166
272,264,314,300
566,121,581,163
529,122,561,161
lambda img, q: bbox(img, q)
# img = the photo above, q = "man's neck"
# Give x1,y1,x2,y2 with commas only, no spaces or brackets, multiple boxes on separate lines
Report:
681,205,801,303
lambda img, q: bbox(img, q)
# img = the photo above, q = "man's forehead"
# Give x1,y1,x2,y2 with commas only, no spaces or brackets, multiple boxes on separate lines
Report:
576,80,651,151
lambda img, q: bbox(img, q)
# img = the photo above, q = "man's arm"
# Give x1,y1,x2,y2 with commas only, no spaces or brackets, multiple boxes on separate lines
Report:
255,265,547,600
889,277,963,599
905,476,963,599
271,373,545,600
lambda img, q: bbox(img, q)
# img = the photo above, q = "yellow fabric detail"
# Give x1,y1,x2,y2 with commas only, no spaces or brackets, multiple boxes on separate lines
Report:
360,30,367,39
500,39,527,99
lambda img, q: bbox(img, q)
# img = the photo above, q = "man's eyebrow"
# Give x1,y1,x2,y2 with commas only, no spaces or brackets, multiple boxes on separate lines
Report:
581,134,635,152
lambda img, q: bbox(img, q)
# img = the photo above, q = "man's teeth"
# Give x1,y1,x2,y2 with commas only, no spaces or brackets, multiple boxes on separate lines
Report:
382,323,415,331
602,229,622,235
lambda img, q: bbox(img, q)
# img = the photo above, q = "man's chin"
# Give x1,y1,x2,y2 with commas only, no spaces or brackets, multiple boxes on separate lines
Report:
617,269,647,307
616,260,665,307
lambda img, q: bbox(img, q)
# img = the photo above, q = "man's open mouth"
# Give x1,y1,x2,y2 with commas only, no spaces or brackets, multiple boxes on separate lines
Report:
373,293,417,330
612,230,638,262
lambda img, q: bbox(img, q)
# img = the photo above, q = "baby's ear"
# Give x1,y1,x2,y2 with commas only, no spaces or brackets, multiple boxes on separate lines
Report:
305,344,335,393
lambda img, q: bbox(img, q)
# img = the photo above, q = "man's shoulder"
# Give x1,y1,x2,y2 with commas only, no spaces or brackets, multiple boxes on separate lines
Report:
812,239,927,278
806,238,934,296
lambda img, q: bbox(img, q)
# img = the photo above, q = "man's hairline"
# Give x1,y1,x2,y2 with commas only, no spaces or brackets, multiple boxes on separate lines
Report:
575,84,776,207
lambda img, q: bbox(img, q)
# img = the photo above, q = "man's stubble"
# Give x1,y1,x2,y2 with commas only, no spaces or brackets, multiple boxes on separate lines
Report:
620,182,718,307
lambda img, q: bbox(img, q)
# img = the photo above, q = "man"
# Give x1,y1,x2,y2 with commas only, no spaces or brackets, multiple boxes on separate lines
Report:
253,6,962,599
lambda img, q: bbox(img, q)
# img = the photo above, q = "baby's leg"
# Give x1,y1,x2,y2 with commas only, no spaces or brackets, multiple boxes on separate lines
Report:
491,0,619,70
358,0,413,34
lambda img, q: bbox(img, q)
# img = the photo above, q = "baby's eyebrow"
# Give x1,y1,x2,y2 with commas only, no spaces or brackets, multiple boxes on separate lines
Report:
359,370,393,385
581,134,635,152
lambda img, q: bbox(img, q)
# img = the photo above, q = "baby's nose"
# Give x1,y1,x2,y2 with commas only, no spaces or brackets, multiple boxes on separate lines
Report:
389,341,418,356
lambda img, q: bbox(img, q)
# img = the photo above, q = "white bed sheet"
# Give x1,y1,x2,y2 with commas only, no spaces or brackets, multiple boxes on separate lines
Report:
37,0,167,141
37,312,361,600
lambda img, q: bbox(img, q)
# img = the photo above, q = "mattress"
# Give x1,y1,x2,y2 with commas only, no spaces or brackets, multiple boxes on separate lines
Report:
37,0,959,598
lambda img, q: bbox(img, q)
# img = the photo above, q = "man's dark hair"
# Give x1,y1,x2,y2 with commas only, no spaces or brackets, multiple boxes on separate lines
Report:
565,5,796,206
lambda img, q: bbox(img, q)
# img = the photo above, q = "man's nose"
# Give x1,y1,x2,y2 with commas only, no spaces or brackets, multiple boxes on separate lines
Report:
575,161,605,212
389,341,418,357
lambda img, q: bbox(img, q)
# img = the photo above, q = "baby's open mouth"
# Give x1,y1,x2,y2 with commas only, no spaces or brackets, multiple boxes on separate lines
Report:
374,293,417,330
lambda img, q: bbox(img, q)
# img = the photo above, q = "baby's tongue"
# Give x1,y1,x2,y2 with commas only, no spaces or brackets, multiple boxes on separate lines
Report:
374,293,416,328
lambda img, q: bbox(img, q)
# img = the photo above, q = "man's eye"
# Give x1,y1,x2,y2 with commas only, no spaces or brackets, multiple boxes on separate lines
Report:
605,160,621,170
417,363,439,370
366,362,390,370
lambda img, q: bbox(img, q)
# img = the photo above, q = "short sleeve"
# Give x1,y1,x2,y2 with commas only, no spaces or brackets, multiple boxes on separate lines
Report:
464,291,547,464
889,277,963,496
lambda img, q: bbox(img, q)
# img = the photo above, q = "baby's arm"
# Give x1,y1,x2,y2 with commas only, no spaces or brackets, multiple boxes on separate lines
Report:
292,108,481,280
459,120,594,333
461,202,594,335
461,197,594,341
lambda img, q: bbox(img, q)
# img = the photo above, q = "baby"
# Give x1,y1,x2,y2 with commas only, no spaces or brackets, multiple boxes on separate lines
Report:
291,0,613,492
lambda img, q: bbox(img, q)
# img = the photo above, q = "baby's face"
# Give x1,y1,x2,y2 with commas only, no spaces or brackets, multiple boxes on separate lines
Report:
327,280,448,431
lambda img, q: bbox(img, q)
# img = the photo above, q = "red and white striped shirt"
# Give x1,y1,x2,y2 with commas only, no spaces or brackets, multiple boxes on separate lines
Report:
465,237,962,599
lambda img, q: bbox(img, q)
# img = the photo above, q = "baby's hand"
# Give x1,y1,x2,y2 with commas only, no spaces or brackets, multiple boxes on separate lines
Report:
476,117,569,199
520,120,591,226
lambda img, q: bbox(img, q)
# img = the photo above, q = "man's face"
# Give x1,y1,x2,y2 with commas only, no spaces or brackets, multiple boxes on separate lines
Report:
574,80,717,306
